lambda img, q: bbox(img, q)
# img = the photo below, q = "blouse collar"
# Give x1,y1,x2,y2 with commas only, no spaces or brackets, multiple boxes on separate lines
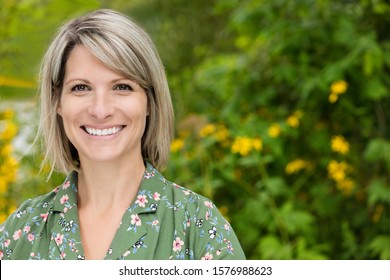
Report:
49,162,168,259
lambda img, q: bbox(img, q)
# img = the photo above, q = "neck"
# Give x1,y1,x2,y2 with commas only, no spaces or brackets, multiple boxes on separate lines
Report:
76,156,146,213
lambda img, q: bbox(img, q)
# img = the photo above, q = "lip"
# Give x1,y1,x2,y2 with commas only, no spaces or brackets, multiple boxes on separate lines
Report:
81,125,125,137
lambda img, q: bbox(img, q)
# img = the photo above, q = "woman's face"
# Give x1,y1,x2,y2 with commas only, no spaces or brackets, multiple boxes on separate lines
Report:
58,44,149,165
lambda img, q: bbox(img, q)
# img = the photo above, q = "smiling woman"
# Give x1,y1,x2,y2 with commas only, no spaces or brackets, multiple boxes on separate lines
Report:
0,9,245,260
58,45,149,168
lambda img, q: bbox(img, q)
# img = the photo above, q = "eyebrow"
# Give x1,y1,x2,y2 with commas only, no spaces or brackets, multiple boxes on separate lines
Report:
64,78,134,85
64,79,91,85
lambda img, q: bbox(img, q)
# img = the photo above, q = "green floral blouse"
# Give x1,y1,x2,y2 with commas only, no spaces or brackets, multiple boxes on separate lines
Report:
0,163,245,260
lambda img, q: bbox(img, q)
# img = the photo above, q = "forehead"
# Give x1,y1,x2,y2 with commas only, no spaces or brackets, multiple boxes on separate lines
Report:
63,44,128,82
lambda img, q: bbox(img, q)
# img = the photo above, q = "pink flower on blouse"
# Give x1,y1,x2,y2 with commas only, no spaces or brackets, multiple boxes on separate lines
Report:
23,225,31,233
204,201,214,209
40,213,49,221
224,223,231,231
135,195,148,208
172,237,184,252
27,233,35,242
60,194,69,204
13,229,22,240
131,214,141,226
63,180,71,189
54,233,64,245
152,219,159,226
201,252,213,260
205,211,210,221
0,250,3,260
4,239,11,247
60,252,66,259
153,192,161,201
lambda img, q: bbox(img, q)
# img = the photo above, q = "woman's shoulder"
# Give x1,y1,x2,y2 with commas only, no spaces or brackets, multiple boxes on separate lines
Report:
145,165,215,212
0,187,59,233
169,180,216,210
152,170,246,260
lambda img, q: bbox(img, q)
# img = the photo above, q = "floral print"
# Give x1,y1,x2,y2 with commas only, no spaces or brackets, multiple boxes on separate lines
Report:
0,162,245,260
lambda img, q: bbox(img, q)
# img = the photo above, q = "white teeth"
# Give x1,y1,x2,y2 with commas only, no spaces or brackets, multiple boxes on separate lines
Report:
85,126,122,136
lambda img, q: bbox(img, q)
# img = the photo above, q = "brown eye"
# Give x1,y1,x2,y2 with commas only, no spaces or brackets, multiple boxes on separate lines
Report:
71,84,90,92
114,84,133,91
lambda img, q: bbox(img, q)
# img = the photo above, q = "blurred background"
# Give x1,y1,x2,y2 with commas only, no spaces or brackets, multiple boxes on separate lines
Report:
1,0,389,259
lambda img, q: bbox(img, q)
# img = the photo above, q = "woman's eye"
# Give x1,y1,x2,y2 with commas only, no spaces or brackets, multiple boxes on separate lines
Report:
71,84,90,92
115,84,133,91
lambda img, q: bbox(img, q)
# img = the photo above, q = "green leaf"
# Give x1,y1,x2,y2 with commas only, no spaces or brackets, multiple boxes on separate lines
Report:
264,176,287,197
280,202,314,234
364,138,390,162
363,78,389,100
295,238,328,260
369,236,390,260
367,179,390,206
257,235,292,259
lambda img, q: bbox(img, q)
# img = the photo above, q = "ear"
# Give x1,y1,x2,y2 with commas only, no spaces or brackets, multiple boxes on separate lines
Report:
146,98,150,116
57,97,62,116
55,88,62,116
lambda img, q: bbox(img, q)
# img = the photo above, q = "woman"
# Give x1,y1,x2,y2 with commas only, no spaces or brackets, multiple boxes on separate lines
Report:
0,9,245,260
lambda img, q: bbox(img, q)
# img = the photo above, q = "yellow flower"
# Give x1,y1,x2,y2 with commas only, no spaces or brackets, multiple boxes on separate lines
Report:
285,159,310,174
268,123,281,138
0,156,19,179
329,80,348,103
199,124,217,138
331,135,350,154
286,115,299,128
0,179,7,193
328,92,339,103
286,111,303,128
331,80,348,95
215,125,229,142
231,137,262,156
0,144,13,157
0,121,18,141
252,138,263,151
231,137,252,156
336,178,354,196
171,138,185,153
1,108,15,120
327,160,348,181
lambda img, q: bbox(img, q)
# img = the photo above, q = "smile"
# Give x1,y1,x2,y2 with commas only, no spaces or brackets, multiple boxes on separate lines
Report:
83,126,124,136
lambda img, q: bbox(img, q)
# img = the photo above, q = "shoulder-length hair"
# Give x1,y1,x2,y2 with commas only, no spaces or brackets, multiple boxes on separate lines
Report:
38,9,174,175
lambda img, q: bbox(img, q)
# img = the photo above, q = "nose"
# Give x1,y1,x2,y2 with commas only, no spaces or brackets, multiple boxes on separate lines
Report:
87,91,114,120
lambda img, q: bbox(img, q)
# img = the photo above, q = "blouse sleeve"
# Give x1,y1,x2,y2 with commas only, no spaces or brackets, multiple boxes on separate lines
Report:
0,191,54,260
0,199,35,260
188,196,246,260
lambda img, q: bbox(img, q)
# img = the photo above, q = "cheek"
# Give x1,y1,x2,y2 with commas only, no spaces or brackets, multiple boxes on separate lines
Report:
57,100,80,128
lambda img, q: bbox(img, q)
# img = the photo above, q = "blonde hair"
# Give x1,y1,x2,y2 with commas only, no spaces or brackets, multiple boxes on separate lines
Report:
38,9,174,175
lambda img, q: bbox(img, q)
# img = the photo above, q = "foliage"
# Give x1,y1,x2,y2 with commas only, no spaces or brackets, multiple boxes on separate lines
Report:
162,0,390,259
1,0,389,259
